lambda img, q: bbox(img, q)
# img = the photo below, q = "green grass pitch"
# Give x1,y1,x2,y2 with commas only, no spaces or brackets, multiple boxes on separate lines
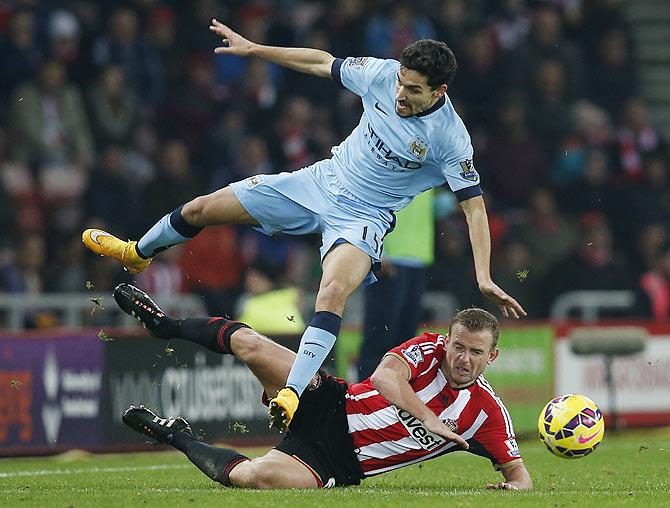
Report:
2,429,669,508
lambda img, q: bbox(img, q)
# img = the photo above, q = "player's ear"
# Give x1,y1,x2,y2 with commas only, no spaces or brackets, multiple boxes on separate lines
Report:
487,347,499,365
435,83,448,98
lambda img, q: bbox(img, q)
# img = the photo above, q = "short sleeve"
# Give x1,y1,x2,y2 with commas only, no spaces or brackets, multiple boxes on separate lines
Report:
384,333,443,381
471,399,523,469
332,56,394,97
442,149,483,201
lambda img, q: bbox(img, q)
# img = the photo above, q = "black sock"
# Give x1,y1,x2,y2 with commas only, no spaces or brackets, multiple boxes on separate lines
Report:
153,316,181,338
173,317,250,354
181,440,248,486
170,429,197,453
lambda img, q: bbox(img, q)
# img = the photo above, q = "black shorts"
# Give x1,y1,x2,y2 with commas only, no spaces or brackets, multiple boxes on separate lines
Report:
274,373,364,488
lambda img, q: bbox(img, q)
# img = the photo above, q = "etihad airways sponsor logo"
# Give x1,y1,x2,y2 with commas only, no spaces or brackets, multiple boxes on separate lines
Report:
365,124,422,171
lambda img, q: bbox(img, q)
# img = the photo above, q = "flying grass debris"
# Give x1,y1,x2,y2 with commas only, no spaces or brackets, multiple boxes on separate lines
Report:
516,269,529,283
98,330,114,342
231,422,249,434
89,297,105,315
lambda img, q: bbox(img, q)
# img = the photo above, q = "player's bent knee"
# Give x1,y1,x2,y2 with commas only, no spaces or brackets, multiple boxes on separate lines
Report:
181,196,209,225
225,459,250,487
251,463,317,489
316,280,349,310
230,328,263,362
230,460,283,489
252,464,283,489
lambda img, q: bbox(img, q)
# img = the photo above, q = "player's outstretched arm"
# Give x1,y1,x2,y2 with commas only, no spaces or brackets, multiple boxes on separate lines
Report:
209,19,335,78
486,462,533,491
459,196,527,319
370,356,469,449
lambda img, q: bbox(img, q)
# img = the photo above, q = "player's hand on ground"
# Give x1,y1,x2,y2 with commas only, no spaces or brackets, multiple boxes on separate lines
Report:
421,414,469,449
210,19,255,56
486,481,519,490
478,280,527,319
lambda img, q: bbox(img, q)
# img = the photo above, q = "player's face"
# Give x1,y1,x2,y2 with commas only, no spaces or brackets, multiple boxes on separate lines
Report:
395,67,446,117
443,323,499,388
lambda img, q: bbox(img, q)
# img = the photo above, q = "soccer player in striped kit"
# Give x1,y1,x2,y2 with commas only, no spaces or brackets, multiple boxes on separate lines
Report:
116,284,532,490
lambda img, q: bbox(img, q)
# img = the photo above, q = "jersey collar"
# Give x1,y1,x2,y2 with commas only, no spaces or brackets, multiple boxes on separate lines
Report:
415,95,446,118
448,377,478,391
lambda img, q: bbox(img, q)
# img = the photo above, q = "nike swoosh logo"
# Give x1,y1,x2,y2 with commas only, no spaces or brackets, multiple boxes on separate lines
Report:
89,230,110,245
374,101,388,116
577,431,600,444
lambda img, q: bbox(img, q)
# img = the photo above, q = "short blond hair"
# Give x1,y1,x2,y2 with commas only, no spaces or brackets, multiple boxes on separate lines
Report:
448,308,499,348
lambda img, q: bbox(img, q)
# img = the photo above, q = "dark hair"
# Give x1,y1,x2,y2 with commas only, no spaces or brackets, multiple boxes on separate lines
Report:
448,308,500,348
400,39,458,89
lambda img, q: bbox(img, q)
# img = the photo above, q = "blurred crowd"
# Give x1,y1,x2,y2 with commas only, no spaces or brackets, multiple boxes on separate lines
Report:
0,0,668,325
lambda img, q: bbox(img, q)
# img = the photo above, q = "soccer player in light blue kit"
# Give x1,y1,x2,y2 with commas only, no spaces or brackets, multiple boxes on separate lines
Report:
82,19,527,431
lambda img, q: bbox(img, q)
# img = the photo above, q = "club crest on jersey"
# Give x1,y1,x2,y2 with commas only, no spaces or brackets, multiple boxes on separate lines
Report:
445,419,458,433
349,57,368,67
245,175,265,189
401,344,424,367
459,159,479,181
408,136,429,161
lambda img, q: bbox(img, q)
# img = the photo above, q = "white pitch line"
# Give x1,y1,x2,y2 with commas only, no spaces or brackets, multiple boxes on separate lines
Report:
0,464,190,478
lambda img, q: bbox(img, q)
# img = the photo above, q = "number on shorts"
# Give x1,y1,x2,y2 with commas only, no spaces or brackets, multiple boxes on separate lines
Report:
362,226,380,254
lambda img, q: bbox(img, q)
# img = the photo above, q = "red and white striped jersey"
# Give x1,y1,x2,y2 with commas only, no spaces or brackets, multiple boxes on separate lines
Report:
346,332,522,477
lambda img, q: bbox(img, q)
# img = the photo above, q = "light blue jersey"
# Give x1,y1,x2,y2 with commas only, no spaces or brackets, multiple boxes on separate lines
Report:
137,52,486,403
330,56,481,210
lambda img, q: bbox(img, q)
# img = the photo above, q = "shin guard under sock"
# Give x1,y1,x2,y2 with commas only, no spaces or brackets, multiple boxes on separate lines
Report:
286,311,341,395
137,205,203,258
175,437,248,487
174,317,250,354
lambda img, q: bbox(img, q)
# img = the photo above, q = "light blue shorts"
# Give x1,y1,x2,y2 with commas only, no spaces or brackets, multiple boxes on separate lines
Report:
230,160,396,284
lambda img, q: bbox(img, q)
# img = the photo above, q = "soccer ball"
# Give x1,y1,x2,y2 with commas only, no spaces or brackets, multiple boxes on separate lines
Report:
538,394,605,458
